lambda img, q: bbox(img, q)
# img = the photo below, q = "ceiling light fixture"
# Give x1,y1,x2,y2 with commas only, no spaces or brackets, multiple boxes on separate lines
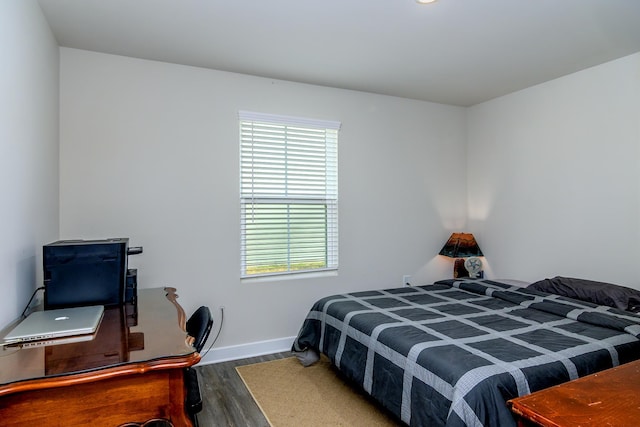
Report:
416,0,437,4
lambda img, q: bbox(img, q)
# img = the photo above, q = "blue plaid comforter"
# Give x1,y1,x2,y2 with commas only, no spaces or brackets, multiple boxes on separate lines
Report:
292,279,640,426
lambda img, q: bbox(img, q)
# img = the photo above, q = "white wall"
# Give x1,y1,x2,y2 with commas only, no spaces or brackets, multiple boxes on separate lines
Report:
59,48,467,352
0,1,59,328
4,3,637,361
467,53,640,286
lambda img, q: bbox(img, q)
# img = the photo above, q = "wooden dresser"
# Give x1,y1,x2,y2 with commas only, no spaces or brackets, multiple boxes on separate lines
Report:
508,359,640,427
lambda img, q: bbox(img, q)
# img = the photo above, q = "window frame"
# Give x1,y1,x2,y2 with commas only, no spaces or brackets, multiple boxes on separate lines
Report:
239,111,340,279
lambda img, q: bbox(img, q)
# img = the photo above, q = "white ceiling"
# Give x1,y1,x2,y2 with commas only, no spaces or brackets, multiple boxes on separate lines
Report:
37,0,640,106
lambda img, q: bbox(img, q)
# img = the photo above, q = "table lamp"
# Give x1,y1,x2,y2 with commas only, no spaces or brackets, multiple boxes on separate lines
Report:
438,232,484,278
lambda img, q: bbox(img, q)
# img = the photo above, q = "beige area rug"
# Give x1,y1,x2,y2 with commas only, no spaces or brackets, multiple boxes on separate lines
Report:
236,356,403,427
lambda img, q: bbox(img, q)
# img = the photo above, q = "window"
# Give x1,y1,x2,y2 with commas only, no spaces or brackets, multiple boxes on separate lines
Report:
240,111,339,278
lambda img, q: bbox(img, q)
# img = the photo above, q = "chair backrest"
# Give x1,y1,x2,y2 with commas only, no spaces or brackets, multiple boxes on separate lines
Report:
186,306,213,353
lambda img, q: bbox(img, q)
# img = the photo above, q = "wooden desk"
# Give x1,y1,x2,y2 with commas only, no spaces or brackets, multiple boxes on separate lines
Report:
0,288,200,427
508,359,640,427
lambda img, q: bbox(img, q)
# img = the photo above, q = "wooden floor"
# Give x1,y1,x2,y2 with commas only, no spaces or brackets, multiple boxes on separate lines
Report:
194,351,292,427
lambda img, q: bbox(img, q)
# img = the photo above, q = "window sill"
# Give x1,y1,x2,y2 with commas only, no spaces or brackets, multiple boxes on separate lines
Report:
241,269,338,284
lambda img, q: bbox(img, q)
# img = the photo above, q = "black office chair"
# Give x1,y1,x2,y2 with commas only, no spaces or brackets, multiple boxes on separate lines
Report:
185,306,213,427
186,306,213,353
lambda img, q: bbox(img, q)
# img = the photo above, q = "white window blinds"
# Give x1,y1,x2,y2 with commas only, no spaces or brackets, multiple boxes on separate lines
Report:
240,111,340,278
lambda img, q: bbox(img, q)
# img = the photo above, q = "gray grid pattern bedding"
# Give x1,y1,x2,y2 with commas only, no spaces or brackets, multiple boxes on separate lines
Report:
292,279,640,426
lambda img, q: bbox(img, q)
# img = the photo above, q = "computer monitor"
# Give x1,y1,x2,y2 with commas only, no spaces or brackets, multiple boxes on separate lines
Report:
43,238,129,309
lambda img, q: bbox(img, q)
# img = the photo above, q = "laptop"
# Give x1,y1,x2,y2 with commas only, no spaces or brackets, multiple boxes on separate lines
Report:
2,305,104,345
5,333,97,349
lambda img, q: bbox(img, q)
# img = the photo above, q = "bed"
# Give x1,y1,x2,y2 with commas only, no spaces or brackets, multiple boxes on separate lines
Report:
292,278,640,426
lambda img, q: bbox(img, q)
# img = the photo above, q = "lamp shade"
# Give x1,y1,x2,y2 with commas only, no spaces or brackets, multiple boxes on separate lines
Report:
438,233,483,258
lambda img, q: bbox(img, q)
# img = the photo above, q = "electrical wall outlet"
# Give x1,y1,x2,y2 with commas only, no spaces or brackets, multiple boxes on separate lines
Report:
403,275,412,286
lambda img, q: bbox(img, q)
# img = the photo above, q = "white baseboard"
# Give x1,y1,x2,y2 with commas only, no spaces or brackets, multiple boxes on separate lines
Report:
197,336,296,365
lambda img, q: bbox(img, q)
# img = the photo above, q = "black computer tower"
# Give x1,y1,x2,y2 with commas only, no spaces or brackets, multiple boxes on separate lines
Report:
43,238,129,309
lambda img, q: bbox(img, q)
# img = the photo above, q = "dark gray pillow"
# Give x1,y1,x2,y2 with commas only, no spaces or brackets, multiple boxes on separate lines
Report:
527,276,640,313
